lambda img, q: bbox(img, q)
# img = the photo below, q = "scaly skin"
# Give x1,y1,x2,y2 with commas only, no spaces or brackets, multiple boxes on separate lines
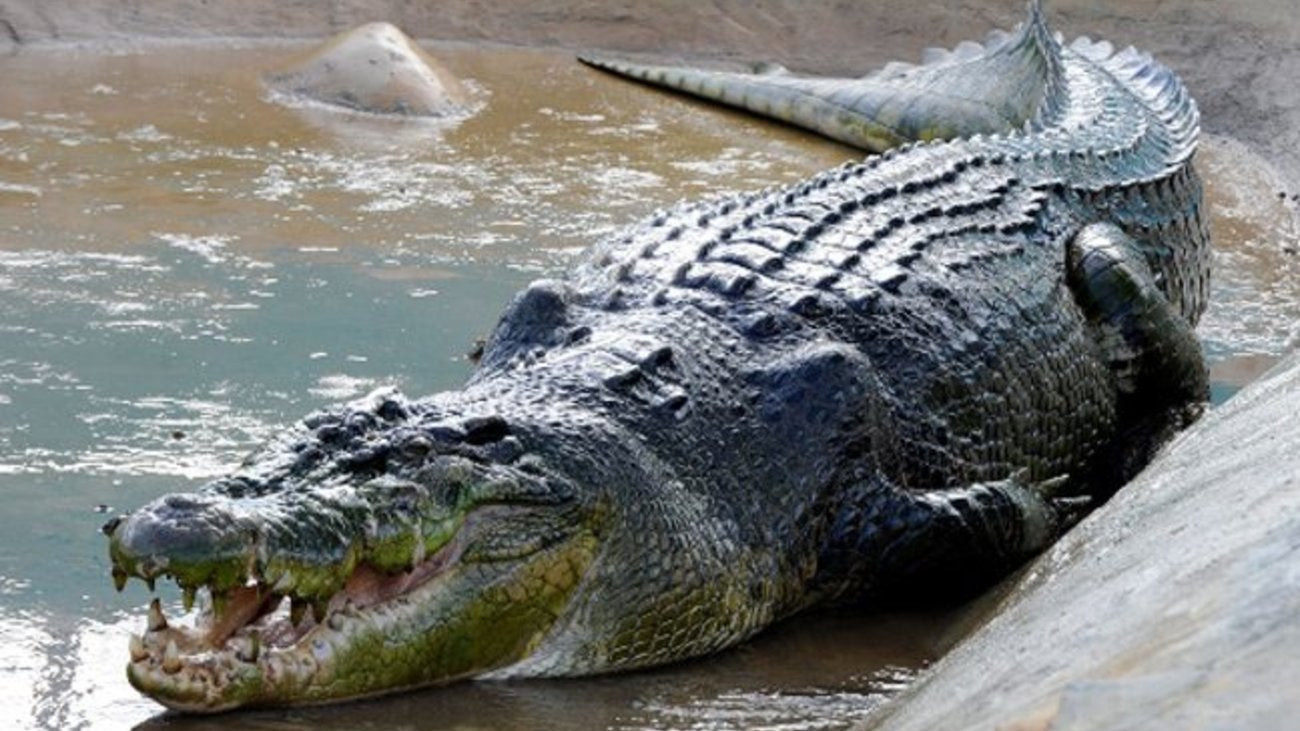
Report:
105,0,1209,711
580,12,1058,153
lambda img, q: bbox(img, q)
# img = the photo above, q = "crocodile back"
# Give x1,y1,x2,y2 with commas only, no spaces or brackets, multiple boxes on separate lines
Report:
462,19,1209,545
449,7,1209,665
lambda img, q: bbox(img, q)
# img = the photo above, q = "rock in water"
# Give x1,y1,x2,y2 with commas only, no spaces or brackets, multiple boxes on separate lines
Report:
265,22,469,117
866,349,1300,731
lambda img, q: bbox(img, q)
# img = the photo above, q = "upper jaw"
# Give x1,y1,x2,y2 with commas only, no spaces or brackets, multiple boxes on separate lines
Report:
104,448,566,618
104,386,554,617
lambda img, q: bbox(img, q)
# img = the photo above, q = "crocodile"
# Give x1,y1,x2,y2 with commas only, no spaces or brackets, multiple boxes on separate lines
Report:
104,0,1209,712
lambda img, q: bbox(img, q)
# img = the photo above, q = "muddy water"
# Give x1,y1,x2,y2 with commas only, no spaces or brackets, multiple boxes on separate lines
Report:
0,40,1296,731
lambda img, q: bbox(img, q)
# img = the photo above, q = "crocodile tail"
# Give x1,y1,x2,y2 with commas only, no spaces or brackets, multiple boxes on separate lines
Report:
1086,42,1200,165
579,1,1065,153
578,55,917,152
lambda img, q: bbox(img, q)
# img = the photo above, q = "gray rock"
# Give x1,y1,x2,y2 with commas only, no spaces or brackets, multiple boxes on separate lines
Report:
264,22,469,117
865,348,1300,730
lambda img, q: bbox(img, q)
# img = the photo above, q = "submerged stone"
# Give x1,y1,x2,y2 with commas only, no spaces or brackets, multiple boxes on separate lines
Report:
865,349,1300,730
265,22,469,117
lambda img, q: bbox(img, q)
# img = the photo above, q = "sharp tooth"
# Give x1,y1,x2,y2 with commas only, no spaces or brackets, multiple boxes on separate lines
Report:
129,634,148,663
265,654,285,682
237,631,262,663
162,640,182,674
290,597,308,627
273,569,296,593
145,577,156,592
311,598,328,624
112,568,128,593
147,598,168,632
211,590,228,618
182,585,196,613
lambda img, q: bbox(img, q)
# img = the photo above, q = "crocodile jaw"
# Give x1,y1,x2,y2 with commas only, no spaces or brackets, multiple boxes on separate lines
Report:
120,518,599,712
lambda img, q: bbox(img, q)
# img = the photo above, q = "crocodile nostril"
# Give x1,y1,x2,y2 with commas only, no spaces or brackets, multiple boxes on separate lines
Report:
100,514,124,536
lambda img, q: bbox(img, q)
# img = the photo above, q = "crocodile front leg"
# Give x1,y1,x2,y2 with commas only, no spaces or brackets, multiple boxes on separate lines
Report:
815,472,1078,606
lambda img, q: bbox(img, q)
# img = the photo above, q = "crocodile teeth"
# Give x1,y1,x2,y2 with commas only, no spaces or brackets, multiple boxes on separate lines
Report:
273,571,295,594
311,598,328,624
290,597,309,628
147,598,168,632
236,632,261,663
129,634,148,663
162,640,181,674
211,590,228,618
112,568,128,592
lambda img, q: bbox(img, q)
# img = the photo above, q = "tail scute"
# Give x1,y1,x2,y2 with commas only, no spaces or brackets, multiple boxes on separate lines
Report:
1099,47,1200,163
579,0,1067,153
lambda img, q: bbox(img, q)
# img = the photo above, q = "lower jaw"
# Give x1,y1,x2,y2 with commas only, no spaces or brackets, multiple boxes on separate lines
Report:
125,571,556,710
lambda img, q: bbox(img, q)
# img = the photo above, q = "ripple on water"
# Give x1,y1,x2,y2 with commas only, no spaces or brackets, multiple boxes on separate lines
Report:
0,181,42,197
1197,135,1300,398
252,150,480,212
0,392,279,479
156,231,235,264
0,608,160,731
309,373,392,401
0,249,164,272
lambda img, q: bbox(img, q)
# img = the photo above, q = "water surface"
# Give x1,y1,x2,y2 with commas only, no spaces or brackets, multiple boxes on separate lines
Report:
0,40,1296,731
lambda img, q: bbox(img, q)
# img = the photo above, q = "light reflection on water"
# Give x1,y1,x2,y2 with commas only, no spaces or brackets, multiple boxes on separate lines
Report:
0,610,160,730
0,36,1297,731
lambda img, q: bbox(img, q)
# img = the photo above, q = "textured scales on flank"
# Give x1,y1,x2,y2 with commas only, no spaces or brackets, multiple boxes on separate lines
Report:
105,0,1210,712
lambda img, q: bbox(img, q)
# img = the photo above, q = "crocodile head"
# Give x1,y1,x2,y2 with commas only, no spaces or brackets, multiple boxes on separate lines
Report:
104,388,604,712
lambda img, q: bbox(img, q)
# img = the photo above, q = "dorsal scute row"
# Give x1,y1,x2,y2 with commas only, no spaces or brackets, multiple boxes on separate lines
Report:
549,7,1205,379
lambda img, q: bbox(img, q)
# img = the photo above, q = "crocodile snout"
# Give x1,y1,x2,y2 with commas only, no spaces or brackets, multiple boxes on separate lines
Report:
107,492,253,586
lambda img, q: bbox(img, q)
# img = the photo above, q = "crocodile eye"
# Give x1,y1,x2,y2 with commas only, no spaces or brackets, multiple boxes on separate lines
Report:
436,480,464,508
